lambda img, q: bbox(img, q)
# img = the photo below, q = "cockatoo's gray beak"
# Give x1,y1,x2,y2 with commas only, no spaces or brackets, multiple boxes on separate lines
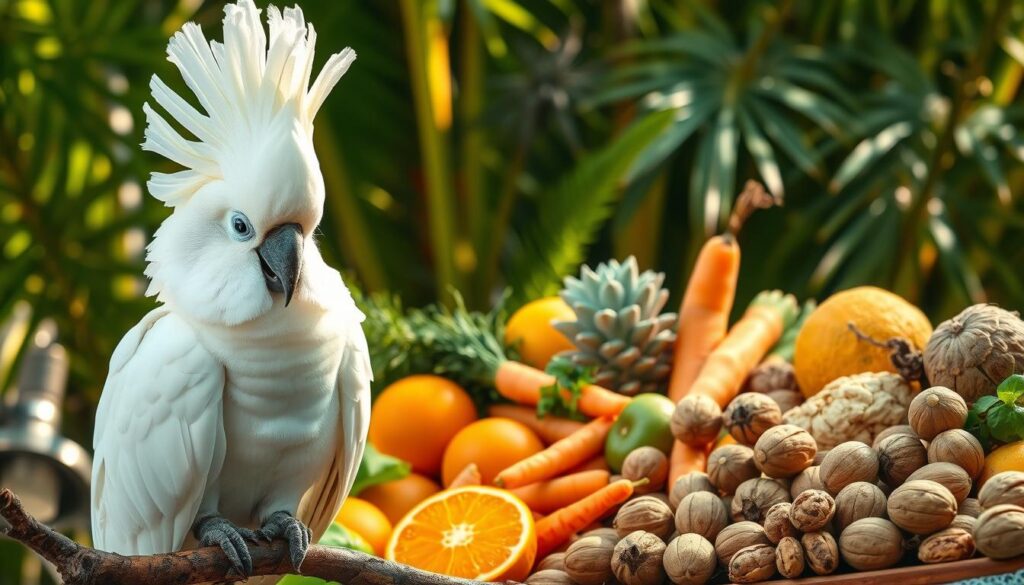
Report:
257,223,303,306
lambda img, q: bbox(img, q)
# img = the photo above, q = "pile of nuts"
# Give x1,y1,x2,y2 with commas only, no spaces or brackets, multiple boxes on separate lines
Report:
525,385,1024,585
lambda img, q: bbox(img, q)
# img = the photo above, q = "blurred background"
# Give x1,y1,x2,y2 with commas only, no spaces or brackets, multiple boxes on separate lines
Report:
1,0,1024,582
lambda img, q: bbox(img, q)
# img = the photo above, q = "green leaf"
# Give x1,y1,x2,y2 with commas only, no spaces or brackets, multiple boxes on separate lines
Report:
987,403,1024,444
538,356,592,420
350,443,411,497
998,374,1024,405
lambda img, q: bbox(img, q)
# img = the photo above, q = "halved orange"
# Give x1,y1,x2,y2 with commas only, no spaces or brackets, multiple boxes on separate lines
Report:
385,486,537,582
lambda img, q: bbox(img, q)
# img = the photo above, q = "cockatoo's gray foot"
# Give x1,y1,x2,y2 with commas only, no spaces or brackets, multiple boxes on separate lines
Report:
193,514,259,576
256,511,312,570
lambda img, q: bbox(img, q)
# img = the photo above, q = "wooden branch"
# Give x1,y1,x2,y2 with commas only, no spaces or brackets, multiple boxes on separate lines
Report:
0,489,516,585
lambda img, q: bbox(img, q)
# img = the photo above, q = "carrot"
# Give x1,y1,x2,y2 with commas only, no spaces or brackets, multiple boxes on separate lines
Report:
494,361,630,418
535,479,641,557
488,404,586,444
448,463,481,488
510,470,611,514
667,441,709,488
668,234,740,402
566,455,610,475
494,417,615,488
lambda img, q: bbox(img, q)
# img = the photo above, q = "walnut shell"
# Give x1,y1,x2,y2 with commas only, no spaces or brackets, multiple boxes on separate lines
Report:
950,514,977,532
714,521,771,566
565,534,617,585
615,496,675,540
887,480,957,535
906,462,972,503
974,504,1024,559
801,531,839,575
763,503,799,544
918,527,975,563
927,429,984,481
674,491,728,542
960,497,982,517
834,481,888,532
671,395,722,447
819,441,878,496
747,360,798,393
877,433,927,487
707,444,759,496
872,425,917,449
753,424,817,478
790,466,824,499
728,544,777,583
765,389,804,413
908,386,968,441
790,489,835,532
775,536,805,578
978,471,1024,509
732,478,791,523
527,569,576,585
623,447,669,495
612,531,666,585
668,472,715,509
537,553,567,572
662,533,715,585
838,517,904,570
723,393,782,445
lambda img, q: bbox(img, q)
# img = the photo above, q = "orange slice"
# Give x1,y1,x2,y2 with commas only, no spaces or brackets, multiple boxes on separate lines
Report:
385,486,537,582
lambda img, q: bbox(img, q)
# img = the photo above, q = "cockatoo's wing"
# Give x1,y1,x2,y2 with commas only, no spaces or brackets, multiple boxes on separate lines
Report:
92,309,226,555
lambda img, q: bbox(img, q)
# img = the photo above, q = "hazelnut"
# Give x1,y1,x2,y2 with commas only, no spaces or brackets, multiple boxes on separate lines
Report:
872,425,917,449
663,534,715,585
974,504,1024,559
927,429,984,480
714,521,771,566
801,531,839,575
668,472,715,509
565,534,617,585
622,447,669,494
838,517,904,570
960,497,982,517
834,482,887,532
723,393,782,445
611,531,666,585
615,496,675,540
978,471,1024,509
775,536,805,578
790,466,824,499
950,514,977,532
887,480,957,535
527,570,575,585
765,389,803,413
537,552,566,572
728,544,776,583
819,441,878,495
906,462,972,503
763,503,799,543
732,478,790,523
674,491,728,541
918,527,975,563
753,425,817,478
707,444,759,495
877,433,927,487
671,395,722,447
908,386,968,441
790,490,835,532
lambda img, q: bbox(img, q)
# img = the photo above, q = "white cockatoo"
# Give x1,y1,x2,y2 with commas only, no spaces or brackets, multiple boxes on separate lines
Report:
91,0,370,577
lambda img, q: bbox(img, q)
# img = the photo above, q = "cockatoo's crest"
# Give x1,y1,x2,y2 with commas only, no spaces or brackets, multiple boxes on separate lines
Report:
143,0,354,207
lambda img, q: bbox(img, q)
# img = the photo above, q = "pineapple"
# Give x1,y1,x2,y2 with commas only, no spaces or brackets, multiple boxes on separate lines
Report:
554,256,677,396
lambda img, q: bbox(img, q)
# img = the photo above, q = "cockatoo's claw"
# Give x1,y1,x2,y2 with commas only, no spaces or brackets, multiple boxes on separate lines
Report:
194,515,255,577
257,511,312,570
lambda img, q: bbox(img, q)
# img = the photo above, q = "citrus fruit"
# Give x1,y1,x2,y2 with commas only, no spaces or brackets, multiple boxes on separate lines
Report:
505,297,575,369
980,440,1024,487
442,418,544,486
385,486,537,581
335,497,393,555
369,375,478,475
794,286,932,397
360,473,442,524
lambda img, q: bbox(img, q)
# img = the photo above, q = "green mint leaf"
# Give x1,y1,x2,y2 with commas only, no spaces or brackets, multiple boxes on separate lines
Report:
997,374,1024,405
986,403,1024,444
974,395,1002,412
350,443,410,496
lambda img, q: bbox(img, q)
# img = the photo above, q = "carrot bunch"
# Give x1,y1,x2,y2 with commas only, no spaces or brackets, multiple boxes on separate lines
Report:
495,361,630,419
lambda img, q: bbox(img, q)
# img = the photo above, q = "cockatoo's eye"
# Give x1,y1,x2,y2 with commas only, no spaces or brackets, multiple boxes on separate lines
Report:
229,211,254,242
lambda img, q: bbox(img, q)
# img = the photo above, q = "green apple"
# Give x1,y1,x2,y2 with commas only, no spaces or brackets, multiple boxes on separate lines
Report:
605,393,675,472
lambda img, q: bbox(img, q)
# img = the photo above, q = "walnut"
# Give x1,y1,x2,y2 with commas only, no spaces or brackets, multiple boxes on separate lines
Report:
611,531,666,585
819,441,878,495
747,359,797,393
790,466,824,499
765,389,803,413
908,386,968,441
668,472,715,509
950,514,977,532
872,425,916,449
960,498,982,517
753,425,817,478
662,533,715,585
707,444,759,495
790,490,835,532
671,395,722,447
763,503,799,543
728,544,777,583
974,504,1024,559
565,533,617,585
801,531,839,575
838,517,904,570
906,462,972,503
927,429,984,480
918,527,975,563
978,471,1024,509
723,393,782,445
714,521,771,566
527,570,576,585
732,478,790,523
674,491,728,542
615,496,675,540
887,480,957,535
877,433,927,487
775,536,805,578
537,553,566,572
835,481,888,533
622,447,669,494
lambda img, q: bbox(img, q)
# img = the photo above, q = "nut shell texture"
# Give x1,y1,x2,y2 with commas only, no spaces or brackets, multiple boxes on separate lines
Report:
974,504,1024,560
887,480,957,535
978,471,1024,509
753,424,816,478
674,491,728,542
662,534,715,585
706,444,758,496
908,386,968,441
728,544,776,583
839,517,904,570
820,441,878,495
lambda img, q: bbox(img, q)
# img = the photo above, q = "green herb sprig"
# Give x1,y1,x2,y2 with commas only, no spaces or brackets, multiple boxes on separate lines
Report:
965,374,1024,451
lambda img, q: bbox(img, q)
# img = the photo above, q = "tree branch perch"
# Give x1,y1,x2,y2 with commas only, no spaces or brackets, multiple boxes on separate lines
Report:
0,489,516,585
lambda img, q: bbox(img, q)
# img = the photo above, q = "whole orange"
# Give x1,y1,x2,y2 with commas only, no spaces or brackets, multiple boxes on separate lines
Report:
335,497,393,555
360,473,441,524
369,375,477,475
980,440,1024,487
505,297,575,369
442,418,544,486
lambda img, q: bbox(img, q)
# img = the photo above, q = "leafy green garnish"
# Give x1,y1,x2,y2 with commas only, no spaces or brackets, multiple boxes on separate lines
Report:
537,356,593,420
997,374,1024,405
350,443,410,497
966,375,1024,451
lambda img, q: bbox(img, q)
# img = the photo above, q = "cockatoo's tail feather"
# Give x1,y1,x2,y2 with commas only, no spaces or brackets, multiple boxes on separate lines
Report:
143,0,355,207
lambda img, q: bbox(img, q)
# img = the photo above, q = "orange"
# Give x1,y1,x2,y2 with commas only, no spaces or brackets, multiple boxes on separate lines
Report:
713,432,738,450
442,418,544,487
386,486,537,581
360,473,442,524
980,440,1024,487
794,286,932,397
505,297,575,369
370,375,478,475
335,497,393,555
